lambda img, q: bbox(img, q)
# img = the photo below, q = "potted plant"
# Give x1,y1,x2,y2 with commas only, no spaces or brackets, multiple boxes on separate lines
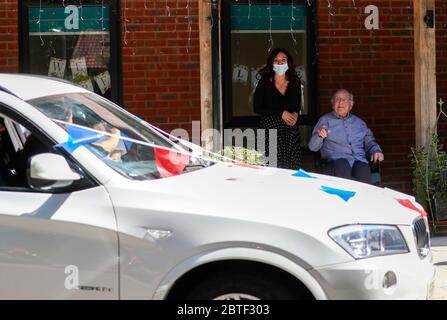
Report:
410,104,447,230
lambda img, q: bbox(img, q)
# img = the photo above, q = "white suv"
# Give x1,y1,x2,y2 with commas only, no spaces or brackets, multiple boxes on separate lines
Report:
0,74,434,299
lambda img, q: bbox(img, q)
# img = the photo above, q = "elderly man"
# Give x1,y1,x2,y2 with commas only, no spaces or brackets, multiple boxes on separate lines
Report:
308,89,384,183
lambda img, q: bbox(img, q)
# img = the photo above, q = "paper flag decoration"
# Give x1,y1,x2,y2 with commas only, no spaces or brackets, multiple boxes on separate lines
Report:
292,169,317,179
232,64,249,85
48,57,66,78
79,79,94,92
56,123,104,152
94,71,111,95
296,65,306,84
251,68,261,89
154,147,191,178
320,186,356,202
396,198,427,218
70,57,88,76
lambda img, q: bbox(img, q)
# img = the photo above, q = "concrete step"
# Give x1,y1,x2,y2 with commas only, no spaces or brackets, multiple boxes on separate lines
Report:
431,235,447,299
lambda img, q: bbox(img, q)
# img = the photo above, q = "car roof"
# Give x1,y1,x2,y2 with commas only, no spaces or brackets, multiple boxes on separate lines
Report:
0,73,89,101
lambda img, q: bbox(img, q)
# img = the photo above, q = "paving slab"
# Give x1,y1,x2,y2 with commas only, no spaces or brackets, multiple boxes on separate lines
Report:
430,236,447,300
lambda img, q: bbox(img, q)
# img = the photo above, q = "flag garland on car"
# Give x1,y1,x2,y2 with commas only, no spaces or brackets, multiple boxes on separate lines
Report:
51,119,368,205
154,147,191,178
292,168,317,179
291,169,357,202
395,198,428,218
320,185,357,202
132,116,266,170
54,121,195,178
57,123,105,152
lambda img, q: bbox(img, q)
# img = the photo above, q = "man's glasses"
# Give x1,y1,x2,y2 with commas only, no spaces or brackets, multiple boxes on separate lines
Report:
334,97,351,104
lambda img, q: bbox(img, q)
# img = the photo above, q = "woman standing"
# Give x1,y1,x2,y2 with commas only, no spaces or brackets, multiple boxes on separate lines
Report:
254,48,302,170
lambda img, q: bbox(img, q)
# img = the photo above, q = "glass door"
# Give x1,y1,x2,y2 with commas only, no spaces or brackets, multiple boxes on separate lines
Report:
221,0,318,135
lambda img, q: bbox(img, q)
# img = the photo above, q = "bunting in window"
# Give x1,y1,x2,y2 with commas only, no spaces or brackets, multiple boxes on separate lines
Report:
70,57,93,91
48,57,67,78
250,67,262,89
232,64,249,85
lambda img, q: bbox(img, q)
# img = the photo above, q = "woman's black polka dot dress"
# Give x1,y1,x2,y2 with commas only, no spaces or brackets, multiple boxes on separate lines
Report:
259,115,301,170
254,79,302,170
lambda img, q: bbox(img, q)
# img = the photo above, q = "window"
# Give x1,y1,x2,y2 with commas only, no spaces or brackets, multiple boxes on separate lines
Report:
0,109,94,192
27,92,187,181
19,0,121,103
0,113,56,189
221,0,318,134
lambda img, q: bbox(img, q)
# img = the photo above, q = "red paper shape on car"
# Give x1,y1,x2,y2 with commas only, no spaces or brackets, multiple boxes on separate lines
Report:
396,198,427,218
154,147,191,178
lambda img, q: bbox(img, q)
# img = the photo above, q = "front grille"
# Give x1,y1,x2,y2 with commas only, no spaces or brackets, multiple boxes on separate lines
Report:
413,218,430,258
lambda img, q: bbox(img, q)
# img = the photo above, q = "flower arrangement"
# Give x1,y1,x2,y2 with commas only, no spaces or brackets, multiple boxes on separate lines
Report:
213,146,265,166
410,101,447,223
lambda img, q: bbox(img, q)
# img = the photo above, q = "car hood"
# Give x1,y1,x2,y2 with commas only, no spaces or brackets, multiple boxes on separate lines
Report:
106,162,423,234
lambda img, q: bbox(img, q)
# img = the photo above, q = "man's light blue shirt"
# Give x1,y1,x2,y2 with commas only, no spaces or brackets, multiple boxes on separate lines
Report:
308,111,382,167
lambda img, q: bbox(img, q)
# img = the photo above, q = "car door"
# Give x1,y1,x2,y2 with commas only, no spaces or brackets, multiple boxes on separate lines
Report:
0,109,119,299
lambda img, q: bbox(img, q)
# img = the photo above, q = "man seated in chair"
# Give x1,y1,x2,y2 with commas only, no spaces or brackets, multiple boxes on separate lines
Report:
308,89,384,184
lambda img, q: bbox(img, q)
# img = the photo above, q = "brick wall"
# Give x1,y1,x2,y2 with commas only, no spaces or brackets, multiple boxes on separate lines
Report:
121,0,201,133
0,0,18,72
317,0,416,193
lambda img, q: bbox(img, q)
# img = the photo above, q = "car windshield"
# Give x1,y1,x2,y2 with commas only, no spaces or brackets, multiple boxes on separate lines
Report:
27,92,209,180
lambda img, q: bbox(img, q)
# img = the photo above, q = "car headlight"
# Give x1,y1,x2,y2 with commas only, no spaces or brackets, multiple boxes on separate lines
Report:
328,225,409,259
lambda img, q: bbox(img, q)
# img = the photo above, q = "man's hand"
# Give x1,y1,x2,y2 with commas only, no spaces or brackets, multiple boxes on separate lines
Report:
93,127,121,153
371,152,384,163
282,111,298,126
317,125,328,139
109,127,120,136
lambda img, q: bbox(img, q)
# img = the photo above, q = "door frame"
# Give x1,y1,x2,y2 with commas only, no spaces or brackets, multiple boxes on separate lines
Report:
217,0,319,129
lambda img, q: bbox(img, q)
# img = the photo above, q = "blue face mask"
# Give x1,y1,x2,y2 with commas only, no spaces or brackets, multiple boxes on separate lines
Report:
273,63,289,75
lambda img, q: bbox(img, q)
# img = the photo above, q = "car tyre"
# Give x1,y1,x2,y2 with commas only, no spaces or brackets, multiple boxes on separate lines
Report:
184,271,304,300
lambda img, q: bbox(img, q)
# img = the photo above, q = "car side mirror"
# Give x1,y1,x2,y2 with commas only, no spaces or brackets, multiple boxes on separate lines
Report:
28,153,82,190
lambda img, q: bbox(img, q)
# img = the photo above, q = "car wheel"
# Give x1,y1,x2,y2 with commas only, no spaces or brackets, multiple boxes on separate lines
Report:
185,272,304,300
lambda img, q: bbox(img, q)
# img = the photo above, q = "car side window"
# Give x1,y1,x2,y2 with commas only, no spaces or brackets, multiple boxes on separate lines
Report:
0,115,94,192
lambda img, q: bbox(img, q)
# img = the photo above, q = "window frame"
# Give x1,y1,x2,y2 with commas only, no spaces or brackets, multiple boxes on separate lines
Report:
220,0,319,129
0,102,98,193
18,0,122,105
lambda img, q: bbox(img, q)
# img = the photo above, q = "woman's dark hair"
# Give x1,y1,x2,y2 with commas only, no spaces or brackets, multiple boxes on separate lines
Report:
258,47,299,85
